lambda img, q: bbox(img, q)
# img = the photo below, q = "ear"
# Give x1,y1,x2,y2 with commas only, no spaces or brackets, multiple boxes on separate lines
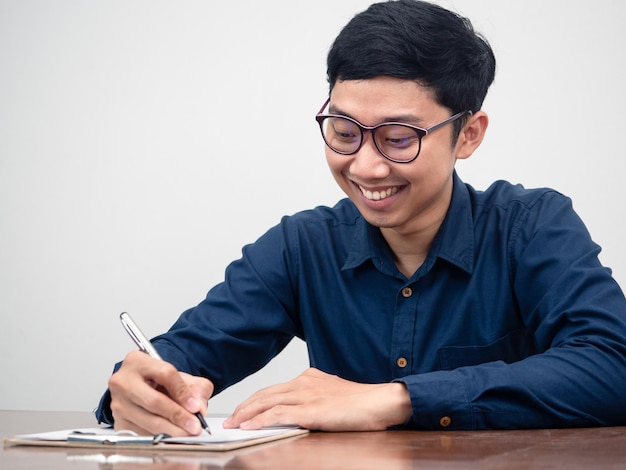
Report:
455,111,489,160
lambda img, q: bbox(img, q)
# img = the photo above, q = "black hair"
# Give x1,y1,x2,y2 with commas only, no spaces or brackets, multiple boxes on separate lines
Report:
327,0,496,125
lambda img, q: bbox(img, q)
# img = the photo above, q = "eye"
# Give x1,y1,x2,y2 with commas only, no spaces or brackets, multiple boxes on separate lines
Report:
379,125,420,149
329,118,360,142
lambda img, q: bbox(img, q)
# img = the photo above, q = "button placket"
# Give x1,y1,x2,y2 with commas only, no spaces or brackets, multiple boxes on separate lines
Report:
390,283,417,377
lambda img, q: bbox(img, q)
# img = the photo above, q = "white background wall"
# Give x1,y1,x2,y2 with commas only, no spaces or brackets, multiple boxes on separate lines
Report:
1,0,625,415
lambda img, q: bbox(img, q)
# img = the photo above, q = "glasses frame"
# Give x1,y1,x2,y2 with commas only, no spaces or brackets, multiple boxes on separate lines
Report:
315,98,471,163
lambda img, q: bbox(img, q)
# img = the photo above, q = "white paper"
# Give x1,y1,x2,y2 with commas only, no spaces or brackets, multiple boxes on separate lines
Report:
16,417,301,445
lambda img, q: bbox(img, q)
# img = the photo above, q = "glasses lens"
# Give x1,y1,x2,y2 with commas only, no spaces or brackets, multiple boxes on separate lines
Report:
375,125,422,162
321,117,362,154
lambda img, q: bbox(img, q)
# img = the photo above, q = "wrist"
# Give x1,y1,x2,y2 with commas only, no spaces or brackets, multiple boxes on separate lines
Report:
385,382,413,428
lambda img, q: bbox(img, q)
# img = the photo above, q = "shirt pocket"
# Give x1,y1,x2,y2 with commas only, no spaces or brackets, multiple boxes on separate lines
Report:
437,328,537,370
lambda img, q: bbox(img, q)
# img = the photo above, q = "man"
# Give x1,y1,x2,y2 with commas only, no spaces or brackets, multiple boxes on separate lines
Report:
97,0,626,435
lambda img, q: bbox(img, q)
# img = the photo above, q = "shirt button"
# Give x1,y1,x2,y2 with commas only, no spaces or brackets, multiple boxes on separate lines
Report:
439,416,452,428
396,357,408,368
401,287,413,298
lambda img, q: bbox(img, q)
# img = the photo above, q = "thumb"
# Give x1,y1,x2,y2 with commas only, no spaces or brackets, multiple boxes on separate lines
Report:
156,366,202,414
187,375,215,415
171,372,214,415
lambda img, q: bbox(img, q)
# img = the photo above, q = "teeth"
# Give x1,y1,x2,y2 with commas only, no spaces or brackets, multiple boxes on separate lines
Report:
359,185,399,201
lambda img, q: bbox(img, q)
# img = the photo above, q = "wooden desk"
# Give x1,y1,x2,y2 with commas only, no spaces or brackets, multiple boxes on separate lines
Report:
2,410,625,469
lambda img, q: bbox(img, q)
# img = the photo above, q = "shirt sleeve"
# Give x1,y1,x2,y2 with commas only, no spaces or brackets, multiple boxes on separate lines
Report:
397,192,626,429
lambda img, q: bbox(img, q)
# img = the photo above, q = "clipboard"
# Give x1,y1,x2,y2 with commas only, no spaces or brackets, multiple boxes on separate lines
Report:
3,418,309,452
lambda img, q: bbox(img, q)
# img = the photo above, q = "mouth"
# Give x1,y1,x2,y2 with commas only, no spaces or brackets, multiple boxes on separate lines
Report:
358,185,401,201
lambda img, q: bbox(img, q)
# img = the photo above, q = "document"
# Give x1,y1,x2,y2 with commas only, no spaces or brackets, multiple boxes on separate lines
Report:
3,417,308,452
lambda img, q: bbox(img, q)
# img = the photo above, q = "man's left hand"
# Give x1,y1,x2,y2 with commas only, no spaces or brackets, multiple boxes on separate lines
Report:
222,368,412,431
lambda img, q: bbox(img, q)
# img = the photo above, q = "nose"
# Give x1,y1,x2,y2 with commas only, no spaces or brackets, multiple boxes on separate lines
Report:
350,132,391,180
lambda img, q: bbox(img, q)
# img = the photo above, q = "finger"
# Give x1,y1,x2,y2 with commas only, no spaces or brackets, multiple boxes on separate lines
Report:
131,377,204,435
110,379,202,436
238,405,308,430
224,369,336,429
109,352,204,435
181,372,215,416
224,388,303,429
145,361,204,413
224,370,329,428
111,395,191,437
110,371,192,436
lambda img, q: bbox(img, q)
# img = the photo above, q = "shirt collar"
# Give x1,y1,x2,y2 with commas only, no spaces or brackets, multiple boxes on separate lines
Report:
342,171,475,275
435,171,475,274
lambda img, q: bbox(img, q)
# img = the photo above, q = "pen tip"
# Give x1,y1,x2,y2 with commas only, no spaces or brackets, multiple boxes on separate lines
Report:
195,412,211,434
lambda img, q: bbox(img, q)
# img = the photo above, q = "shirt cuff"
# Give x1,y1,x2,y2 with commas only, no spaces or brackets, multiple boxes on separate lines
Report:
94,361,122,426
95,389,114,425
394,370,473,430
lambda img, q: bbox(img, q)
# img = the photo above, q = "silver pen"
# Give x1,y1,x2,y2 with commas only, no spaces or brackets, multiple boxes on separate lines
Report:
119,311,211,434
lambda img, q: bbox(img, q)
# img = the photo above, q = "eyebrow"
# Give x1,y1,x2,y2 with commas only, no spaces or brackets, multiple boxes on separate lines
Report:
328,104,426,126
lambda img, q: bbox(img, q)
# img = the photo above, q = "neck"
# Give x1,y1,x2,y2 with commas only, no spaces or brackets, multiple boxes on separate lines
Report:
381,187,452,278
382,221,442,278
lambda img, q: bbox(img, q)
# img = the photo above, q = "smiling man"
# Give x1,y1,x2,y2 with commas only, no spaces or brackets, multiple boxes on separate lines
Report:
97,0,626,435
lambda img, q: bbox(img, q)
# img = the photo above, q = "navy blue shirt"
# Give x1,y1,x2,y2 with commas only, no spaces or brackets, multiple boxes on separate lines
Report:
97,172,626,429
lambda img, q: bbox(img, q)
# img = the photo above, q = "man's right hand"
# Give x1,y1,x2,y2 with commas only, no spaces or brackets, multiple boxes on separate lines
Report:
108,350,214,436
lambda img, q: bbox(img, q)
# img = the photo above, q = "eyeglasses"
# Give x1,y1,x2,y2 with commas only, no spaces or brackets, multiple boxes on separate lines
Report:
315,98,471,163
